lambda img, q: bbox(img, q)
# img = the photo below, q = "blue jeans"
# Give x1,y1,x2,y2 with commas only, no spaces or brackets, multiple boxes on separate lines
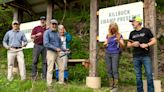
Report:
133,55,154,92
105,51,120,79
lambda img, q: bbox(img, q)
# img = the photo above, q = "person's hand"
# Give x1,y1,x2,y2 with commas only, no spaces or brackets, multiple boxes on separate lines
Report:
35,32,42,36
114,38,120,42
46,25,50,29
56,48,61,52
140,43,149,49
132,41,140,47
7,46,10,50
66,49,70,51
103,42,108,47
22,43,27,47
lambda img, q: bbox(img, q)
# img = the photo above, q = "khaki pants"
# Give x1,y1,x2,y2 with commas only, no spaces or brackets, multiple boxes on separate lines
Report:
46,50,58,86
7,50,26,81
57,51,68,83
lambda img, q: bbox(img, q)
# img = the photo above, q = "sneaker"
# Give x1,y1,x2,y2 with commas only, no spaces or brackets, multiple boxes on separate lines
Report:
57,82,66,85
32,76,37,81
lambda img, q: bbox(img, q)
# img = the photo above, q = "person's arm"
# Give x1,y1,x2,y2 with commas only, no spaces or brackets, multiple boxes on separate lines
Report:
103,39,108,47
3,32,10,49
148,37,156,46
140,29,156,49
65,32,72,42
31,27,37,39
118,38,125,48
140,37,156,49
21,33,28,47
127,40,140,48
127,32,140,48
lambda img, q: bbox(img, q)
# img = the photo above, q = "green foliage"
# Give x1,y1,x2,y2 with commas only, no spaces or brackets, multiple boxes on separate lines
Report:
156,0,164,13
68,64,88,83
70,36,89,59
0,6,13,43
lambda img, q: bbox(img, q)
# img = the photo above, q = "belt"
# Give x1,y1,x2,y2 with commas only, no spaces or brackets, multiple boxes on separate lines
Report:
11,47,22,49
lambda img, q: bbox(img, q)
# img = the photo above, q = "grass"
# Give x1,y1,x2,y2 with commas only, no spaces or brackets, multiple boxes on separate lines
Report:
0,70,136,92
0,47,136,92
0,46,163,92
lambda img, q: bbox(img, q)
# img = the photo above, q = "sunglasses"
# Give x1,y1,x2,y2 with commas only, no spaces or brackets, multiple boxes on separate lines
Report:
40,19,46,21
13,23,19,25
52,23,57,25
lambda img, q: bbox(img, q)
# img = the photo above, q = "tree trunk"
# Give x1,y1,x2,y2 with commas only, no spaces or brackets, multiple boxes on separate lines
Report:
89,0,98,77
144,0,158,79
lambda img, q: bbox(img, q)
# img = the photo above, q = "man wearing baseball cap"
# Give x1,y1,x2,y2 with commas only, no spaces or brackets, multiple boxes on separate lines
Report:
43,19,62,86
127,16,156,92
31,16,47,80
3,20,27,81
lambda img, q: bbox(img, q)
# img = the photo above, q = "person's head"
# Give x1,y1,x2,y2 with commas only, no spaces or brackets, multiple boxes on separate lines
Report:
129,16,142,29
107,21,121,39
58,25,65,36
50,19,58,31
12,20,20,31
108,21,119,35
40,16,46,26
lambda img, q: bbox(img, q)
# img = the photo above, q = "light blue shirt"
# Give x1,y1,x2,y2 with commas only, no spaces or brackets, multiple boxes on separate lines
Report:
44,29,62,51
3,30,27,49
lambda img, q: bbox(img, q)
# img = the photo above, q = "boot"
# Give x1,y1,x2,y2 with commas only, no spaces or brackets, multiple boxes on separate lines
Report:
113,79,118,88
109,78,114,89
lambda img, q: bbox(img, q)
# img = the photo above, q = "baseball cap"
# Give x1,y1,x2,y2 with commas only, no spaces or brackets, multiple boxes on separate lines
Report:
12,20,19,25
50,19,58,24
40,16,46,20
129,16,142,23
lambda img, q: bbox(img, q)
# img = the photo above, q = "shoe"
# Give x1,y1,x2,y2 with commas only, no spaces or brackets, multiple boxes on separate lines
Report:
113,79,118,88
109,78,114,89
57,82,66,85
32,77,36,81
47,84,53,87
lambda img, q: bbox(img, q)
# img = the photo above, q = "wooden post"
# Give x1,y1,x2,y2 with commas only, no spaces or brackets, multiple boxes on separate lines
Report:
13,8,18,21
46,0,53,27
89,0,98,77
144,0,158,79
86,1,101,88
13,8,23,22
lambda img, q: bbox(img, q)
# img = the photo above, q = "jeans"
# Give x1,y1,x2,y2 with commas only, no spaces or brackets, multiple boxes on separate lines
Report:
32,44,47,79
105,51,120,79
133,55,154,92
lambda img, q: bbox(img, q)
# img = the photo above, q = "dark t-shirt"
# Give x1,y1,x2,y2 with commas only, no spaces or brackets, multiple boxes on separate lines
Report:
129,27,154,57
31,26,46,45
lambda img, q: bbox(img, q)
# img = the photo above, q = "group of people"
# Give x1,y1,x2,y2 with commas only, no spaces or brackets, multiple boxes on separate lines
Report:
3,16,72,86
104,16,156,92
3,15,156,92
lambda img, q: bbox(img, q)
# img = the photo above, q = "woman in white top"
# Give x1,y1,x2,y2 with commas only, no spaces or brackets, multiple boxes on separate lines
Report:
56,24,72,84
